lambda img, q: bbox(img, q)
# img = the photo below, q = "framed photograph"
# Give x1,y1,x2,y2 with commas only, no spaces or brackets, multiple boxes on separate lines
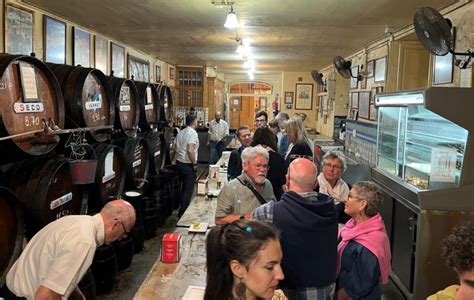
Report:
94,35,108,74
374,57,387,83
350,66,359,89
351,92,359,108
128,54,149,82
169,67,175,80
284,91,293,104
73,27,90,67
44,16,66,64
358,91,370,119
360,77,367,89
367,60,375,77
295,83,313,110
5,5,34,55
433,53,454,85
111,42,125,78
155,65,161,83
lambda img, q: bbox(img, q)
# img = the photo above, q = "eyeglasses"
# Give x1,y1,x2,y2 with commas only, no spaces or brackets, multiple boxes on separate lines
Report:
323,163,342,170
120,220,130,236
252,163,270,170
289,154,313,162
348,193,364,200
255,118,266,123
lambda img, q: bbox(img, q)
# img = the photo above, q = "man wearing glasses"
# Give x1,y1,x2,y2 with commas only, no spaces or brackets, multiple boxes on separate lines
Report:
6,200,136,300
215,146,275,225
254,110,269,128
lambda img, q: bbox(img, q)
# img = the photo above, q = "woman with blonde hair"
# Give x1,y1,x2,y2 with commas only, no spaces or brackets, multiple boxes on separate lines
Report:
284,117,313,166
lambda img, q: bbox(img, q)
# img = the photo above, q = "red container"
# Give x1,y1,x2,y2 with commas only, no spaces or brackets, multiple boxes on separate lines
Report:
69,159,98,184
161,232,182,263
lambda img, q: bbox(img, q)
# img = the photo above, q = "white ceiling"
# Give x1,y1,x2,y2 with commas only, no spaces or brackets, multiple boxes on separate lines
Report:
24,0,458,74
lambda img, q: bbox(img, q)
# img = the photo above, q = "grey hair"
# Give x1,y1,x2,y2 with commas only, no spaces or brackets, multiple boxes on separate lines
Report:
276,112,289,121
352,181,383,217
322,150,347,173
102,200,136,227
241,146,269,165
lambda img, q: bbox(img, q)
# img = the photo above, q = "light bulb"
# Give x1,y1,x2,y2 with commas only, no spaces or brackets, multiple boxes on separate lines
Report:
224,6,239,29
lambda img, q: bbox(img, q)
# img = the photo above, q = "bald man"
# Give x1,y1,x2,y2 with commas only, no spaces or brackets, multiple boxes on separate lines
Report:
253,158,338,299
208,111,229,164
7,200,136,300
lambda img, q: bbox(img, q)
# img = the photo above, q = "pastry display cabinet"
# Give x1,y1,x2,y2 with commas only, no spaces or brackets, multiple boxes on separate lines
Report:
371,87,474,299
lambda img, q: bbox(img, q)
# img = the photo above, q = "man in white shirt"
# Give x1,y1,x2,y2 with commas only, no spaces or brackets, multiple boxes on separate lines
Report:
6,200,136,300
275,112,290,156
174,114,199,216
208,111,229,164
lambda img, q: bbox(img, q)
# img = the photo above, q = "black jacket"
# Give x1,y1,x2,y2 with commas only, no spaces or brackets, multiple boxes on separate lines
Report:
227,146,243,180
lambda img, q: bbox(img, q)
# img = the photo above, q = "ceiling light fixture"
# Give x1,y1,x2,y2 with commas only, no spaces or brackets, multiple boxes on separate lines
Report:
224,4,239,29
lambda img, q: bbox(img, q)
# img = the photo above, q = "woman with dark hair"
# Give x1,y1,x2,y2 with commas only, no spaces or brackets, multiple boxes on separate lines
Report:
205,219,284,300
251,127,287,200
335,181,391,300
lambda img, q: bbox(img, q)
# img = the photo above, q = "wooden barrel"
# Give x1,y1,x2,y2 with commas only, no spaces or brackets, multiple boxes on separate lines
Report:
91,244,117,294
86,144,126,212
113,137,150,189
0,187,23,286
7,157,82,238
135,81,160,132
162,126,177,166
145,175,167,227
157,84,173,126
50,65,114,143
124,191,145,254
113,234,134,271
142,131,165,175
142,196,158,239
0,54,64,164
108,77,140,137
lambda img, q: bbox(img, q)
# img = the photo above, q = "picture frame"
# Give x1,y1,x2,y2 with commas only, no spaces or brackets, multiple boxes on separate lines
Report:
358,91,370,119
94,35,108,75
360,77,367,89
351,92,359,108
350,66,359,89
367,60,375,77
128,54,149,82
374,57,387,83
433,53,454,85
73,27,90,67
5,5,34,55
111,42,125,78
259,97,267,109
295,83,313,110
284,91,293,104
169,67,175,80
44,16,66,64
155,65,161,83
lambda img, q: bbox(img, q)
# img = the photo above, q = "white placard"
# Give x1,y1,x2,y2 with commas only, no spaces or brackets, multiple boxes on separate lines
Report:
145,104,154,110
85,101,102,110
430,147,457,183
132,159,142,168
154,150,161,157
103,149,115,183
119,105,131,112
146,86,153,104
50,192,73,210
13,102,44,113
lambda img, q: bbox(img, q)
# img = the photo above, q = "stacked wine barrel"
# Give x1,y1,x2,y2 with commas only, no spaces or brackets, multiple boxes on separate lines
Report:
0,53,176,296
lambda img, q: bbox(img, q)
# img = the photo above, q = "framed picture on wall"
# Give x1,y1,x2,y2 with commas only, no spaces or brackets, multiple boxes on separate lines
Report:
367,60,375,77
295,83,313,110
155,65,161,83
350,66,359,89
169,67,175,80
433,53,454,85
5,5,34,55
358,91,370,119
111,42,125,77
44,16,66,64
94,35,108,75
351,92,359,108
73,27,90,67
128,54,149,82
374,57,387,83
284,91,293,104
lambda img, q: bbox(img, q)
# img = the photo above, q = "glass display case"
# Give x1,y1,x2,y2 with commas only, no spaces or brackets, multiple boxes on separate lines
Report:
375,89,470,190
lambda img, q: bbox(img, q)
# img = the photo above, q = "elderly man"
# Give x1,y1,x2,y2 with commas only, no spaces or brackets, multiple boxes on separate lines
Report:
275,112,290,156
174,114,199,217
253,158,338,299
208,111,229,164
254,110,269,128
227,125,252,180
6,200,136,300
215,146,275,225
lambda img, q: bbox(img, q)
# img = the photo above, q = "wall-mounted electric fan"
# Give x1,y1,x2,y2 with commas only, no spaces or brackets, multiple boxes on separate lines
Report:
333,56,362,81
414,7,472,68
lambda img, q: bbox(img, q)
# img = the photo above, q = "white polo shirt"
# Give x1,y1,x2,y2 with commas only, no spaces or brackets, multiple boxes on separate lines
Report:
7,214,105,299
175,126,199,164
208,119,229,142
